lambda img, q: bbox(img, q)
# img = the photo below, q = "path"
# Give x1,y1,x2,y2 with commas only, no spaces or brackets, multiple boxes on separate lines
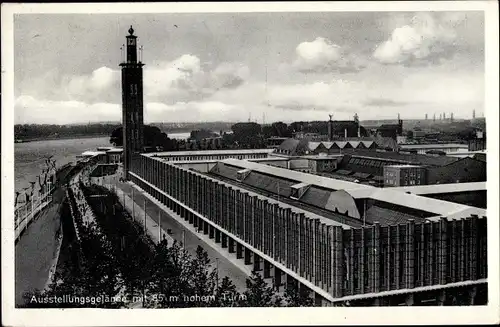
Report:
100,176,252,292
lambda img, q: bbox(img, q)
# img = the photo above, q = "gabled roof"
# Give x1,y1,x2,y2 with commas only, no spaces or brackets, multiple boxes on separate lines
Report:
221,158,486,219
336,141,348,148
361,141,375,148
321,141,333,149
341,149,460,167
349,141,360,148
277,138,300,152
307,142,321,151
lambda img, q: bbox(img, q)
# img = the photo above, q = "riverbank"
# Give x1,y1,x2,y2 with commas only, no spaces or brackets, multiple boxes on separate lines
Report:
15,134,110,143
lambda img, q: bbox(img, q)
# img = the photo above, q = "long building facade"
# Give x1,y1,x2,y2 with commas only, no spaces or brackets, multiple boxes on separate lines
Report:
129,154,488,305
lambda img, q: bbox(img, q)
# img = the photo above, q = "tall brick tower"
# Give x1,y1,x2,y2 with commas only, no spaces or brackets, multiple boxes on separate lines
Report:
120,26,144,180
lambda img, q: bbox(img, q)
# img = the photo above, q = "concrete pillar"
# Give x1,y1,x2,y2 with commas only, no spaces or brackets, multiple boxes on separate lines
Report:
221,234,228,248
469,286,477,305
228,238,235,253
253,254,262,272
203,221,209,235
273,267,283,291
236,243,243,259
244,248,252,265
437,290,447,306
209,225,215,239
405,293,415,306
263,260,272,279
197,217,204,233
215,230,221,243
191,212,196,226
314,292,323,306
286,274,296,289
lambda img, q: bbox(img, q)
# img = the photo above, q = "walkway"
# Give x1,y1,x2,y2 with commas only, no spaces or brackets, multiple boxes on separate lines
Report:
15,183,66,306
99,175,252,292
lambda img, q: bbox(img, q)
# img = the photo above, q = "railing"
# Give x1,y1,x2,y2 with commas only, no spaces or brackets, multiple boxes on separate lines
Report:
15,188,54,242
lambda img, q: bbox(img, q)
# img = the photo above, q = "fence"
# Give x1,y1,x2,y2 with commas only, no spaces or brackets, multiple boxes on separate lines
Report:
15,187,54,241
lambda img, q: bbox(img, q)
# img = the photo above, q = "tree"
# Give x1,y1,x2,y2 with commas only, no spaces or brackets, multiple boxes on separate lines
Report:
215,276,241,307
110,125,178,150
283,284,314,307
271,122,290,137
231,122,265,148
187,246,218,307
190,129,217,141
241,271,282,307
146,240,193,308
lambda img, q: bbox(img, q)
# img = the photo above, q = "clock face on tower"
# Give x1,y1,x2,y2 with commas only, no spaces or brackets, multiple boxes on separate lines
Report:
128,38,135,46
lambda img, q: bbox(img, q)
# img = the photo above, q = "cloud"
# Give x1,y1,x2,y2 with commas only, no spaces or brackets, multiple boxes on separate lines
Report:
373,13,460,65
16,54,251,110
264,80,363,114
292,37,365,73
363,98,412,107
145,56,249,102
63,66,120,103
15,95,121,124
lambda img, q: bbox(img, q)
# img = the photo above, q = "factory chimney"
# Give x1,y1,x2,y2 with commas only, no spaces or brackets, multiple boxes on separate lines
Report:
328,114,334,141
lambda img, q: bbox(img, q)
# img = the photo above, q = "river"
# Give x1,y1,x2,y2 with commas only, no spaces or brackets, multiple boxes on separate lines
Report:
14,133,191,192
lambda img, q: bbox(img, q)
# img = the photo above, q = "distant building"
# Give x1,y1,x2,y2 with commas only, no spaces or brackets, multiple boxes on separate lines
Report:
275,138,378,156
468,129,486,151
266,136,289,148
383,165,426,187
399,143,469,155
426,157,486,184
327,115,368,141
294,132,323,140
412,129,427,140
396,135,407,144
305,156,339,173
376,116,403,139
332,149,486,186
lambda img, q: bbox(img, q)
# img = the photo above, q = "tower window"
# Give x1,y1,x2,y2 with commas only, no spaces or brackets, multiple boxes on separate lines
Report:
130,84,138,95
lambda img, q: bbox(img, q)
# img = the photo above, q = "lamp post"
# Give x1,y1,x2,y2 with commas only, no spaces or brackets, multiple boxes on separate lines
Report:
215,257,219,290
158,210,161,244
144,198,147,234
182,229,186,249
132,188,135,221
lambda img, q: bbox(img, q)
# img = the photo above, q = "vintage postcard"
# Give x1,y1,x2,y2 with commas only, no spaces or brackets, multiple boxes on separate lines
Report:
1,1,499,326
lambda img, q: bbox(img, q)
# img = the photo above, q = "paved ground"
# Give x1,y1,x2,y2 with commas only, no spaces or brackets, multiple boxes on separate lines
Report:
15,185,66,306
102,177,252,292
15,165,78,307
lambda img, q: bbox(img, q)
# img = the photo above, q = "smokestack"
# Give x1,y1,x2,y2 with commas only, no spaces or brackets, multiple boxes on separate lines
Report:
328,114,333,141
357,126,361,138
425,113,428,120
344,128,347,139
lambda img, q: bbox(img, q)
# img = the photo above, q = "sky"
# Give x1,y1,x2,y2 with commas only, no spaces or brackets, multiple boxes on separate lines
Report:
14,11,485,124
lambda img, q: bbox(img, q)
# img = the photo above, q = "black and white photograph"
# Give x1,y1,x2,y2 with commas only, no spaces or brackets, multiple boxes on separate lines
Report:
2,1,499,326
